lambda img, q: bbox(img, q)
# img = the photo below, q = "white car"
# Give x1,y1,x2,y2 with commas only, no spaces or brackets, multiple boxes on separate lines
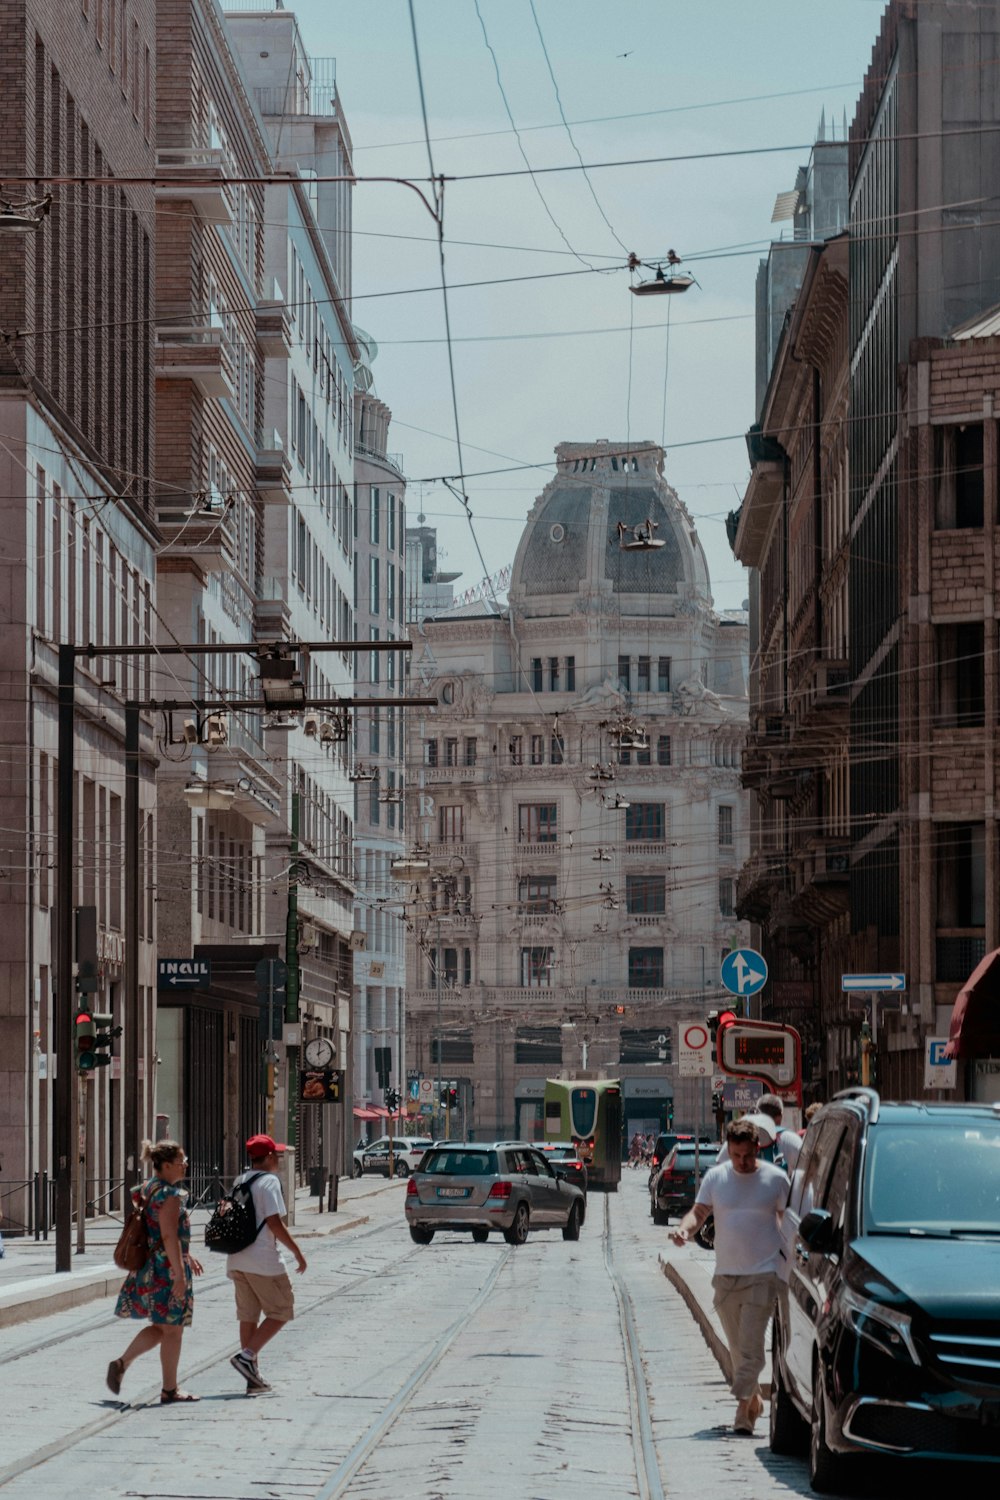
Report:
352,1136,433,1179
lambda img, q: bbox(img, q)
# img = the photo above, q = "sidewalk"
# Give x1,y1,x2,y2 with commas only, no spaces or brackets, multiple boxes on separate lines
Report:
0,1175,398,1330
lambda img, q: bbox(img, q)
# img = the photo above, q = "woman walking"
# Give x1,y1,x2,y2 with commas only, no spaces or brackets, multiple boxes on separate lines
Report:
106,1138,203,1404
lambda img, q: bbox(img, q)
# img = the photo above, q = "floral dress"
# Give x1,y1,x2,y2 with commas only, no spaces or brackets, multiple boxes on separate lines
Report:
114,1178,194,1327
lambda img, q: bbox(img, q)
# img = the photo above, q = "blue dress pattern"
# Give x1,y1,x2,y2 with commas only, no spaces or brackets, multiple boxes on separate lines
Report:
114,1178,193,1327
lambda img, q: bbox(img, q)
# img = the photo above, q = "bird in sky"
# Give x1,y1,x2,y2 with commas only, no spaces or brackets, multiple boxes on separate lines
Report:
616,50,633,58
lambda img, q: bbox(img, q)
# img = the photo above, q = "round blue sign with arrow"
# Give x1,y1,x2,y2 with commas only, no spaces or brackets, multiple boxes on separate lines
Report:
721,948,768,998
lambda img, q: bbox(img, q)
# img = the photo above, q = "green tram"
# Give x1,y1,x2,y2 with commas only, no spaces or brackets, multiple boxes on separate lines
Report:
543,1077,623,1190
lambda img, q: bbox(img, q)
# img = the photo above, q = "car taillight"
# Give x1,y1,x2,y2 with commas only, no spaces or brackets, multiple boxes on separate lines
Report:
487,1181,512,1200
651,1155,660,1167
406,1178,418,1196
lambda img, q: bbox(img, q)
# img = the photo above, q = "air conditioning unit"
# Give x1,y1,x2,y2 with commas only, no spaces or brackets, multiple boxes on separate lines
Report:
303,713,320,737
204,713,228,747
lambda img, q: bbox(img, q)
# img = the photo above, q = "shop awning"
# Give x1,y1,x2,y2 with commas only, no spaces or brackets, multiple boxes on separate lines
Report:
371,1105,405,1120
352,1106,380,1120
945,946,1000,1059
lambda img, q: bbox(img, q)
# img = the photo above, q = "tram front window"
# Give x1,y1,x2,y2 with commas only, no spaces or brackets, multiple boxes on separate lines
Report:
570,1089,598,1138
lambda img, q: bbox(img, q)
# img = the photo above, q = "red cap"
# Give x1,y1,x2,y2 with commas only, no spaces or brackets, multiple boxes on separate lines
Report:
246,1134,287,1159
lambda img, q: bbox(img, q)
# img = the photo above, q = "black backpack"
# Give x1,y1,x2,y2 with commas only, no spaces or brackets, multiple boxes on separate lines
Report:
204,1172,266,1255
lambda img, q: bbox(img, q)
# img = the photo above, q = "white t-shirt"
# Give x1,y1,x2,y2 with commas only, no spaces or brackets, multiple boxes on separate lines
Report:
695,1161,788,1275
225,1170,287,1278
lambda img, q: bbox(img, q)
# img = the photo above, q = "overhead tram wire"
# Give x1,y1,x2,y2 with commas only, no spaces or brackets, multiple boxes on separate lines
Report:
472,0,597,270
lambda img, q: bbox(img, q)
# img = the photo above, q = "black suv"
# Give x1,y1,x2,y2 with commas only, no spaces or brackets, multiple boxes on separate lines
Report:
770,1087,1000,1492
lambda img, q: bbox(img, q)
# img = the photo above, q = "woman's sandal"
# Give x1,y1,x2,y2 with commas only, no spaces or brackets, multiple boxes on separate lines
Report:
160,1388,200,1404
106,1358,126,1396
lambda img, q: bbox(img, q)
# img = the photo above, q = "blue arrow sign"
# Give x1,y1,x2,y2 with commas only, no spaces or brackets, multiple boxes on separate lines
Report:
721,948,768,997
841,973,906,992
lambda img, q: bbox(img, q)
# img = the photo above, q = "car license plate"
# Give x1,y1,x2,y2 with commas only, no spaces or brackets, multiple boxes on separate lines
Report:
437,1187,468,1198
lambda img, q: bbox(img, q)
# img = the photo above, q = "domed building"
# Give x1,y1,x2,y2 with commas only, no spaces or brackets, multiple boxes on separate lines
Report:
404,440,750,1141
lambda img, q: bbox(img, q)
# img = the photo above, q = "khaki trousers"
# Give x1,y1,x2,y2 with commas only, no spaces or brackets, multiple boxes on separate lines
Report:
712,1272,779,1401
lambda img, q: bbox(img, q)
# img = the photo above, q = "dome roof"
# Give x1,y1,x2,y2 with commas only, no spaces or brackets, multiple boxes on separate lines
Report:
508,441,711,616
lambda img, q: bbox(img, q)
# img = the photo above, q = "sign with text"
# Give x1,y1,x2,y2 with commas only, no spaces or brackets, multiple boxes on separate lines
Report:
158,958,211,989
924,1037,957,1090
678,1021,712,1077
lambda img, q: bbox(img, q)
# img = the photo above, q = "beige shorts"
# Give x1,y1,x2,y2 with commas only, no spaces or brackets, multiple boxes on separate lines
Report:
230,1270,295,1324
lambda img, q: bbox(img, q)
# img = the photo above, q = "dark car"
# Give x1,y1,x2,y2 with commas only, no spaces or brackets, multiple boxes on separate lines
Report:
404,1141,585,1246
649,1141,718,1225
770,1087,1000,1492
535,1141,588,1195
646,1132,715,1189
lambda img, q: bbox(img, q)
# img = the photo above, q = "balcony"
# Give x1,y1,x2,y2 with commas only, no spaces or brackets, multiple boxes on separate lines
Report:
736,852,782,924
256,290,293,359
793,657,851,722
156,325,234,400
256,434,292,504
423,765,480,785
623,842,670,857
156,148,232,224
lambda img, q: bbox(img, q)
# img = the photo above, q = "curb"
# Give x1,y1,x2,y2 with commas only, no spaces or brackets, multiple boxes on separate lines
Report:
658,1252,733,1385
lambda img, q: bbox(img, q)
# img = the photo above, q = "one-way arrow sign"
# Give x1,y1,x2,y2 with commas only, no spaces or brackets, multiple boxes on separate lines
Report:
841,973,906,992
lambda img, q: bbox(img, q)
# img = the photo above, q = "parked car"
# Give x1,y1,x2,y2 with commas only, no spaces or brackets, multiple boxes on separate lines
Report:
404,1141,585,1246
649,1141,718,1225
646,1133,715,1188
535,1140,588,1194
770,1088,1000,1491
353,1136,433,1179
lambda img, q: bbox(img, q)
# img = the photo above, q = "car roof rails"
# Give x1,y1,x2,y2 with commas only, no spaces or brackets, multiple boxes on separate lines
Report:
832,1086,880,1124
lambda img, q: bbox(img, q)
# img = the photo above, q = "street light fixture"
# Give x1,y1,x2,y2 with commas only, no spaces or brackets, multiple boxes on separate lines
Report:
0,190,51,232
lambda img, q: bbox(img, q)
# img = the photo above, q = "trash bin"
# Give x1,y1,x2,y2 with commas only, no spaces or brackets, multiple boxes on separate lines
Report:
308,1168,328,1198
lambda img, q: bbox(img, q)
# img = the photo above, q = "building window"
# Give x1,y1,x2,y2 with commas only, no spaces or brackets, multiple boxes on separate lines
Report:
520,946,554,987
519,803,557,842
438,805,464,842
509,735,523,765
370,486,380,543
936,622,985,728
626,874,665,913
518,874,557,912
936,822,985,929
617,654,631,692
636,740,651,766
550,734,564,765
463,737,477,767
657,735,671,765
445,737,459,767
369,556,380,614
431,1029,474,1063
719,878,735,917
565,656,576,691
657,657,671,693
515,1025,562,1064
628,947,664,988
530,734,545,765
637,656,651,692
531,657,543,692
626,803,665,841
619,1028,672,1064
549,657,560,691
718,804,734,847
937,423,984,529
424,738,438,767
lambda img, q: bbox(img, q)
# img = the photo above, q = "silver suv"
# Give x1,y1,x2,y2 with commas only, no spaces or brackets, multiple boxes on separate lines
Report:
404,1141,585,1246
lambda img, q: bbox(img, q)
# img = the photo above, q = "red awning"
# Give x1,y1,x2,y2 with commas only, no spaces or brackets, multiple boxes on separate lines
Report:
371,1106,405,1120
945,946,1000,1059
352,1106,380,1120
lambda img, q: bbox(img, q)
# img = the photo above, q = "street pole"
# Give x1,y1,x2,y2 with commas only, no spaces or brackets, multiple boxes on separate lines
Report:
124,705,139,1182
55,645,76,1272
285,787,300,1156
266,960,277,1138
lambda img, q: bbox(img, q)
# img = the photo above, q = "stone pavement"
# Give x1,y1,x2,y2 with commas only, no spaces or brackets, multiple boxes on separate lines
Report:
0,1174,396,1328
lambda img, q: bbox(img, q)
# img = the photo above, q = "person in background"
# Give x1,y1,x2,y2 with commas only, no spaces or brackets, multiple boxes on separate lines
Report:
801,1101,824,1134
107,1139,203,1403
670,1118,787,1434
227,1134,307,1394
716,1094,802,1171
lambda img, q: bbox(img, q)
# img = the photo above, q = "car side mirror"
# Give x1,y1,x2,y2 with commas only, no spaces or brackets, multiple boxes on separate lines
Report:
799,1207,834,1251
552,1163,568,1181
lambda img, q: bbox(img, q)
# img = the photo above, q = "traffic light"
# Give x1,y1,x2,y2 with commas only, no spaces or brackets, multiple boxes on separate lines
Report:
707,1008,737,1057
447,1084,459,1110
439,1086,449,1108
711,1091,724,1113
384,1086,401,1112
75,1010,96,1073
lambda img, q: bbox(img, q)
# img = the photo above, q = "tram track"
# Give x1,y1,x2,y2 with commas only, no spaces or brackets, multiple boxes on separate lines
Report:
603,1193,666,1500
0,1215,415,1491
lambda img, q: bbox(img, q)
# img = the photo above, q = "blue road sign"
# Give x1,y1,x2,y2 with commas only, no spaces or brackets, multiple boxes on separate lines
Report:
841,973,905,992
721,948,768,998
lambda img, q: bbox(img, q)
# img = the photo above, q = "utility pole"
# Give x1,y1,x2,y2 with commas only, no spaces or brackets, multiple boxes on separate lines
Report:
285,785,301,1155
54,645,75,1272
124,705,140,1182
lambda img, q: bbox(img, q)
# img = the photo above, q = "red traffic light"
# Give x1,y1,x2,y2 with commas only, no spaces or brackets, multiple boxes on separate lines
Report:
718,1010,737,1029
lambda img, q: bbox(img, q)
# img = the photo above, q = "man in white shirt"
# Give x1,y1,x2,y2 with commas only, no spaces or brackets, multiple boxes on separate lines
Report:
671,1119,787,1435
715,1094,801,1171
228,1134,307,1394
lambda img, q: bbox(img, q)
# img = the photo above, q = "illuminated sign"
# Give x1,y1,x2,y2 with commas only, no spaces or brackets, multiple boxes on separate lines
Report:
719,1022,800,1093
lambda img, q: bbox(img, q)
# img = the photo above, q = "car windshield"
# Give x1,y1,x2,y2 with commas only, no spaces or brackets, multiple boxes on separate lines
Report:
420,1149,499,1176
865,1122,1000,1234
547,1146,578,1160
673,1147,714,1170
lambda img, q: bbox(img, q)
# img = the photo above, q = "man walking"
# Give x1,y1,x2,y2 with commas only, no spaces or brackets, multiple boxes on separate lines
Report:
227,1134,307,1394
670,1118,787,1434
715,1093,802,1170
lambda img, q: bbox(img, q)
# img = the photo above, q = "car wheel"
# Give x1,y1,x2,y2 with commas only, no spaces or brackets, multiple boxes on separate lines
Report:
503,1202,530,1246
352,1161,363,1179
471,1227,489,1243
694,1215,715,1251
809,1366,847,1494
562,1202,582,1241
769,1335,808,1455
409,1225,434,1245
392,1160,409,1178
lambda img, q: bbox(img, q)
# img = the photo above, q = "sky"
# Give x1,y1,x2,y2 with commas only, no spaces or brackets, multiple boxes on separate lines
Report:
230,0,890,611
